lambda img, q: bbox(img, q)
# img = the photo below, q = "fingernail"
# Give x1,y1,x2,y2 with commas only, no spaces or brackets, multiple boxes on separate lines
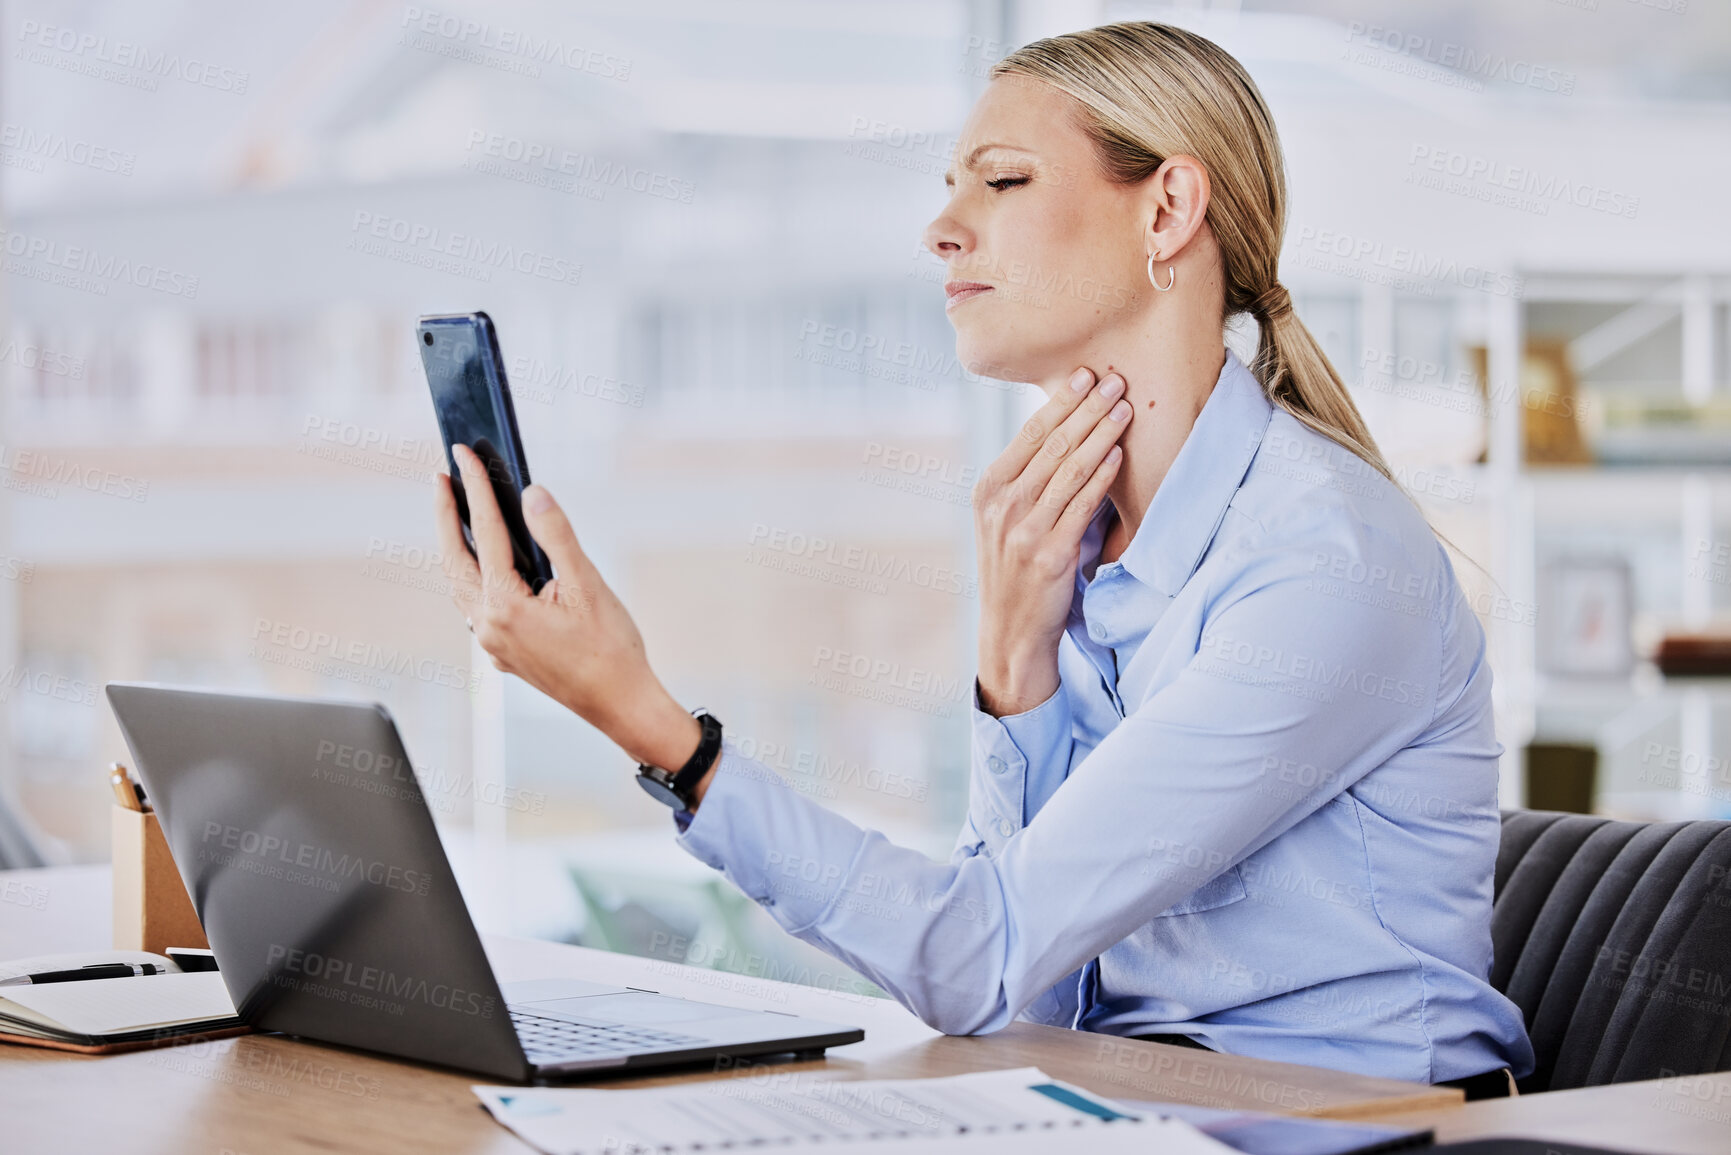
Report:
1109,399,1131,421
1099,375,1125,401
1069,368,1092,394
1106,445,1122,463
524,486,553,514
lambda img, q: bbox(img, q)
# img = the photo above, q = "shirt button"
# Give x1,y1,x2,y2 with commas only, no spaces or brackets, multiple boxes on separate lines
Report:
987,756,1007,775
1089,622,1106,642
997,818,1016,838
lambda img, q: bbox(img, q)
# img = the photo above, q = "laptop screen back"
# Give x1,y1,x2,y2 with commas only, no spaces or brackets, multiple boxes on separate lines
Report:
106,683,529,1081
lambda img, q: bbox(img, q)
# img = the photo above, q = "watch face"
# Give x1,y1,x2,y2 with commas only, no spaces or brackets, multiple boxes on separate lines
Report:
636,771,687,809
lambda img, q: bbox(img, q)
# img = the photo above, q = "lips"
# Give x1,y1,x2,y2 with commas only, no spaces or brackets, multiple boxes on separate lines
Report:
944,280,993,308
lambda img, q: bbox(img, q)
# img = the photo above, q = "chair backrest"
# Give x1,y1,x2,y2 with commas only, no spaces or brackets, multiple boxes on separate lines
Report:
1493,809,1731,1092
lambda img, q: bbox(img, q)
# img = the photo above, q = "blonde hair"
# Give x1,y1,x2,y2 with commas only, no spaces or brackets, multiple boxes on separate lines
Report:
995,22,1392,482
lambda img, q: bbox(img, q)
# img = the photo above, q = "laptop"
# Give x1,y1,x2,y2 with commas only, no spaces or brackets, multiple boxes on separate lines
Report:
105,682,864,1082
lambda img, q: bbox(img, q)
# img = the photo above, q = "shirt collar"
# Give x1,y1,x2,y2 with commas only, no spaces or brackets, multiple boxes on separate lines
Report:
1094,347,1273,598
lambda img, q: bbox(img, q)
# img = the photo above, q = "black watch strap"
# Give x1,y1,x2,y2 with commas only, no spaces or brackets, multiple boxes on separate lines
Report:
635,710,722,810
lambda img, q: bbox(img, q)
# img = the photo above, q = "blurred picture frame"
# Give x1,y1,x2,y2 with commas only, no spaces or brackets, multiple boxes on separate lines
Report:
1539,557,1634,677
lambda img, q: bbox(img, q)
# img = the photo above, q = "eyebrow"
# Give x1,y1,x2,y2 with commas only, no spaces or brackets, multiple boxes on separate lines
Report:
944,142,1036,187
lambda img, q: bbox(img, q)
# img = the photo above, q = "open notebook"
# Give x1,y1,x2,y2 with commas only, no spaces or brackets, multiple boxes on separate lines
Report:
0,951,246,1053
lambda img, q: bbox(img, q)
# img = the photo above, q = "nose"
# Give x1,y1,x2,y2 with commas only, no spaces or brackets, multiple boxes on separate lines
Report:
921,205,971,264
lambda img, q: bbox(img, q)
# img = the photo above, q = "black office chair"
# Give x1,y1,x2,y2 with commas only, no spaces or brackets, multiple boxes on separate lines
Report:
1492,808,1731,1092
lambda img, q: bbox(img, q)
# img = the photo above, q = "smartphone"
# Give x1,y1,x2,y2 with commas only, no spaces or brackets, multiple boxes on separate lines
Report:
417,311,555,593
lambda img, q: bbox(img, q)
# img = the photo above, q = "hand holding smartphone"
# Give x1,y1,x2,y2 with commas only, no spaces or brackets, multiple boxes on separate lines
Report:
417,311,554,593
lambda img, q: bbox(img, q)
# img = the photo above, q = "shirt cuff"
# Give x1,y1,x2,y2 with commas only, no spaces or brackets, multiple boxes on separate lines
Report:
970,678,1069,784
984,681,1069,765
673,740,869,936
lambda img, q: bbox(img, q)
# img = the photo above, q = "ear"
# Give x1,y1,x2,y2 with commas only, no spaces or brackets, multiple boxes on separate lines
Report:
1141,154,1211,262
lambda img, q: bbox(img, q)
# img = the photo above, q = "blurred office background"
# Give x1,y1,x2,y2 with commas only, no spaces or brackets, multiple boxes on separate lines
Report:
2,0,1729,991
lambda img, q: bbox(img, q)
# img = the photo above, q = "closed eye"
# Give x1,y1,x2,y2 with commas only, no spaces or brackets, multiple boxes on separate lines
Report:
985,175,1030,191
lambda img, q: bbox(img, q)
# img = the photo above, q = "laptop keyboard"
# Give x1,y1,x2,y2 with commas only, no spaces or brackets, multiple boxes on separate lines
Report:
510,1007,706,1063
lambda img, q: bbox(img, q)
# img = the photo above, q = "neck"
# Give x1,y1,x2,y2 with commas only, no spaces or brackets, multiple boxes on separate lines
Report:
1039,297,1227,550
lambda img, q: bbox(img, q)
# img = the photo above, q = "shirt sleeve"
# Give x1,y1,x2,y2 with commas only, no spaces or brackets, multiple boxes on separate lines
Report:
674,545,1442,1035
953,678,1073,862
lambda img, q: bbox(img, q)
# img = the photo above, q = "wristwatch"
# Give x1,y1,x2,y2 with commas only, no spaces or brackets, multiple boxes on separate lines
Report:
635,709,723,811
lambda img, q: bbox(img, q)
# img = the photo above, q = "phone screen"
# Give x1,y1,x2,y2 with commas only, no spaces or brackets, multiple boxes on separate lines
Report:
417,313,553,593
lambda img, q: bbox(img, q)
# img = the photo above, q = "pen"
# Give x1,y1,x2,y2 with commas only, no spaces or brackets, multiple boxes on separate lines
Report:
0,963,164,987
108,762,148,812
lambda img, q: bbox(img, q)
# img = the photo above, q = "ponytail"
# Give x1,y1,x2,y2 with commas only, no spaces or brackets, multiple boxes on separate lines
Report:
1249,284,1394,483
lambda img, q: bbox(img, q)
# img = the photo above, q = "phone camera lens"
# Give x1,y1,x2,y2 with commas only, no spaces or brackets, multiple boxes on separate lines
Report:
422,332,434,346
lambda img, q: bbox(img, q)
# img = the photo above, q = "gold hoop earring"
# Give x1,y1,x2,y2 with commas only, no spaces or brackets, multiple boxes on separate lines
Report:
1147,252,1175,292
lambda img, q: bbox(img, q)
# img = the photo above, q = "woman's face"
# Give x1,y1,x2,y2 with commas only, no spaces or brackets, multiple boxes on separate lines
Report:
924,75,1152,386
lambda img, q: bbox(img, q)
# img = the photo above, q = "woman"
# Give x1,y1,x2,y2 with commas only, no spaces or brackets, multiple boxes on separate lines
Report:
434,22,1535,1093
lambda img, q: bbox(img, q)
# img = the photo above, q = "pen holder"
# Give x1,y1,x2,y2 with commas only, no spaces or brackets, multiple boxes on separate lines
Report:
112,804,208,954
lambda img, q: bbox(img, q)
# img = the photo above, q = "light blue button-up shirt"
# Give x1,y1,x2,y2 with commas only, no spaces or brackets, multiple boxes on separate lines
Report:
676,349,1535,1085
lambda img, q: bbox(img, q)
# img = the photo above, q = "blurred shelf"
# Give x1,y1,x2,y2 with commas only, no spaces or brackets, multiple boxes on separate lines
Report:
1530,668,1731,739
1533,670,1654,744
1592,429,1731,467
1523,466,1731,526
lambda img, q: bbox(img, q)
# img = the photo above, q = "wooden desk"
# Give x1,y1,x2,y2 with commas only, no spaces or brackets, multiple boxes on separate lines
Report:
1359,1072,1731,1155
0,865,1458,1152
